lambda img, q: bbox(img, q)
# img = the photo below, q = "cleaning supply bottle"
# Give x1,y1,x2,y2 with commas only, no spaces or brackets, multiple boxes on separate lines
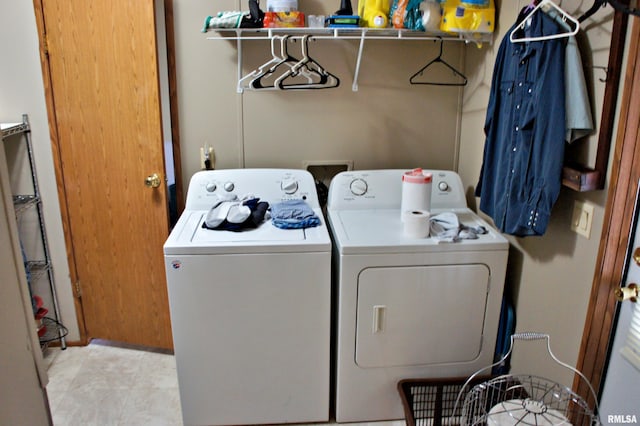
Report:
420,0,441,32
358,0,390,28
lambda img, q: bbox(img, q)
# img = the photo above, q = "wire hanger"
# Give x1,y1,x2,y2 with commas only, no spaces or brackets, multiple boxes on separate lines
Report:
409,39,467,87
509,0,580,43
248,36,333,90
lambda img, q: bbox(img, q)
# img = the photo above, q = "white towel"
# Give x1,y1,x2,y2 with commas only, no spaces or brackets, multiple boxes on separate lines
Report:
429,212,488,243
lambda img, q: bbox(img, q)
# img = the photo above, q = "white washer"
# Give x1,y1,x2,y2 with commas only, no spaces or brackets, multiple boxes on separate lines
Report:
327,169,509,423
164,169,331,426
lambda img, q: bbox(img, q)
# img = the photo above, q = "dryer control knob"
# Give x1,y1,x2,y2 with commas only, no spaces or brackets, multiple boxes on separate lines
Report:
224,182,235,192
438,181,449,192
281,179,299,194
205,182,217,193
350,178,368,196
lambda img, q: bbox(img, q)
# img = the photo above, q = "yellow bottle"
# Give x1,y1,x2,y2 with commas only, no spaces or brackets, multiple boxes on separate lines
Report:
358,0,390,28
440,0,495,33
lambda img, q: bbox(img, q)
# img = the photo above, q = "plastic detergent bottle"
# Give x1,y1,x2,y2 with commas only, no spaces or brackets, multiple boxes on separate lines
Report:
358,0,390,28
440,0,495,33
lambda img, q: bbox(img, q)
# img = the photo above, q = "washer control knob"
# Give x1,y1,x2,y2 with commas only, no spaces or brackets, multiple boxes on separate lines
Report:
224,181,235,192
281,179,299,194
438,181,449,192
350,178,368,196
205,182,217,193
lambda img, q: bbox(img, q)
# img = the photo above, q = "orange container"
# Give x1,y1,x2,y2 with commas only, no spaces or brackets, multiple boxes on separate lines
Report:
263,11,305,28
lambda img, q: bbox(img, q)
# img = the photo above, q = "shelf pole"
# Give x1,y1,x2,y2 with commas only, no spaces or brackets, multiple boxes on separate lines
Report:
236,29,244,93
352,29,367,92
22,114,67,350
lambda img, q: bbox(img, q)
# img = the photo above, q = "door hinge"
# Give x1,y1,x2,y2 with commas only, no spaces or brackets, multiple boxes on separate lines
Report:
75,280,82,297
42,33,49,56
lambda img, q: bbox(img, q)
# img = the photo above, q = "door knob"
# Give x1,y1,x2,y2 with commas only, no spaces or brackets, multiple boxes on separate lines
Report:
145,173,161,188
615,283,638,303
633,247,640,266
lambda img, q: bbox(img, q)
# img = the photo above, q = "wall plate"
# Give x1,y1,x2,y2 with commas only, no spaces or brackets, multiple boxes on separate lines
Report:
571,200,595,239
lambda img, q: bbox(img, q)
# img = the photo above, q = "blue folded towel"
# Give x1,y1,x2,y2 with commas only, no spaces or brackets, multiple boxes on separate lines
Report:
270,199,321,229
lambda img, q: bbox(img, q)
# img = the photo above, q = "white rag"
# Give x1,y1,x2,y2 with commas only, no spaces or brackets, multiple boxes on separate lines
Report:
429,212,488,243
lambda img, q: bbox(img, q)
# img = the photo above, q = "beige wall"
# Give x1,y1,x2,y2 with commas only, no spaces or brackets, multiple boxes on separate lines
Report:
1,0,623,393
174,0,464,184
1,124,52,426
1,146,52,425
459,0,616,385
1,0,78,341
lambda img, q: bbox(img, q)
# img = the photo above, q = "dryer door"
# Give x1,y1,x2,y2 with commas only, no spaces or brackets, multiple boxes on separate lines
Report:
355,264,490,368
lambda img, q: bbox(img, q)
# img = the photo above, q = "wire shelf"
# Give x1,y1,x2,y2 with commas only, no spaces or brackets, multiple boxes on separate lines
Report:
39,316,69,345
1,122,29,139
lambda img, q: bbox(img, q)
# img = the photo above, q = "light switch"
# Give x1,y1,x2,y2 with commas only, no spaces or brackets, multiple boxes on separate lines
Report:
571,200,595,239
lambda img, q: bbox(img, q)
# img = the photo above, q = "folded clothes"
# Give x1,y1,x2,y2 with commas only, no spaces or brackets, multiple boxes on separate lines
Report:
203,196,269,232
429,212,488,243
270,199,321,229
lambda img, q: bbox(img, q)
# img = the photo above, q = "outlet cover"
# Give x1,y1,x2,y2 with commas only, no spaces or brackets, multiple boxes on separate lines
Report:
571,200,595,239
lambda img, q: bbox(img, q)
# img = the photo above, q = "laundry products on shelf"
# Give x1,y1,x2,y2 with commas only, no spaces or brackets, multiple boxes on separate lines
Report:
440,0,495,34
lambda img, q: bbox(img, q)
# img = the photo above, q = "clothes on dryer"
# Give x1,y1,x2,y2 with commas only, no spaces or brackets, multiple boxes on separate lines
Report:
271,199,321,229
429,212,488,242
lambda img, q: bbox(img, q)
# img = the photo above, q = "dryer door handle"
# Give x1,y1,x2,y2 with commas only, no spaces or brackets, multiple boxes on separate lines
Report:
372,305,386,334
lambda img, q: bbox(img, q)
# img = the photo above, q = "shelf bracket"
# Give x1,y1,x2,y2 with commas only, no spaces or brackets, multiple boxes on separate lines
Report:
352,29,367,92
236,29,244,94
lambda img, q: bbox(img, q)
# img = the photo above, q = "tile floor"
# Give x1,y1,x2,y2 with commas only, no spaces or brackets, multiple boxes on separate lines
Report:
44,341,406,426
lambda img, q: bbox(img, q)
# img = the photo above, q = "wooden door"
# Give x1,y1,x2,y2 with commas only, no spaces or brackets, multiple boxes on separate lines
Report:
575,16,640,412
599,182,640,422
38,0,173,349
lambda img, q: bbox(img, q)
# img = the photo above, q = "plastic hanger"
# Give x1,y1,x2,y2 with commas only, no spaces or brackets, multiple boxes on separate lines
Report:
409,40,467,87
238,36,288,91
249,36,317,89
509,0,579,43
275,35,340,90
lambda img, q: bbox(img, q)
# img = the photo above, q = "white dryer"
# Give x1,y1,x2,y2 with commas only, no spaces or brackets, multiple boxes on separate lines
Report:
327,169,509,423
164,169,331,426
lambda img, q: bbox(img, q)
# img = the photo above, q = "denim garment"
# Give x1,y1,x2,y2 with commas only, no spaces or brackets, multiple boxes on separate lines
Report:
476,7,566,237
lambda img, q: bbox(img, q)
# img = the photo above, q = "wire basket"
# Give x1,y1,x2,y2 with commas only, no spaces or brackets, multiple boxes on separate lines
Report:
454,333,601,426
398,376,492,426
39,316,69,344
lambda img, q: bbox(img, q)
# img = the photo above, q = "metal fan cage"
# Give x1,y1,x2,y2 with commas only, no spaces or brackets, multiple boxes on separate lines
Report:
454,333,601,426
461,374,598,426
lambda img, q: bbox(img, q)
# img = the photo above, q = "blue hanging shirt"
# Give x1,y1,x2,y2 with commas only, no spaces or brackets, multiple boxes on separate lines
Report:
475,7,567,237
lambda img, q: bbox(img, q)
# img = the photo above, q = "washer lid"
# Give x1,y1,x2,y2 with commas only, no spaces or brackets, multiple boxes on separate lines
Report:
164,210,330,254
328,208,508,254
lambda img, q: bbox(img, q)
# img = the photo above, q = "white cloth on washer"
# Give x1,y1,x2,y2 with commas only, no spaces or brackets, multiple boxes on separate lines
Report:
204,194,253,228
